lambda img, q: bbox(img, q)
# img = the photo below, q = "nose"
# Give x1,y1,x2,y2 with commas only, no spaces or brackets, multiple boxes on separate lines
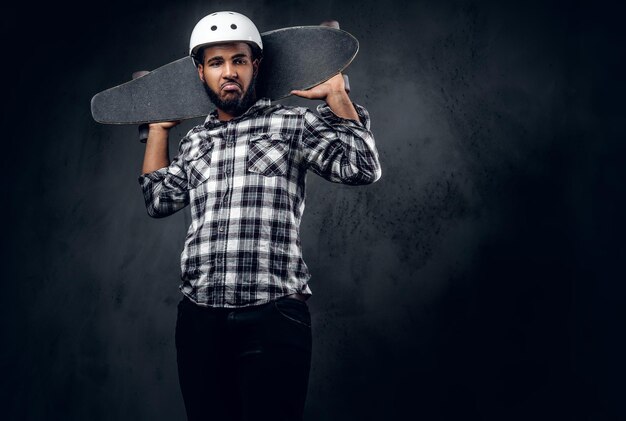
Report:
223,62,237,79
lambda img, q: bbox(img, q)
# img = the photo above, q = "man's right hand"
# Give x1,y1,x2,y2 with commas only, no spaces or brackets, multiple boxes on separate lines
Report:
142,121,180,174
149,120,181,131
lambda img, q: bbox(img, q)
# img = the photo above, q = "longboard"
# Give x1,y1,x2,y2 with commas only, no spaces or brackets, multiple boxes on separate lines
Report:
91,26,359,125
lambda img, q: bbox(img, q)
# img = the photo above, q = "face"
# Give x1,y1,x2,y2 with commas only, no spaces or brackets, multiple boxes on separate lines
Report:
197,42,260,119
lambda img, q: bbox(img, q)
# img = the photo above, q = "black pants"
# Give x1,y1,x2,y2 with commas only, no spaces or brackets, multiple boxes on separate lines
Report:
175,294,312,421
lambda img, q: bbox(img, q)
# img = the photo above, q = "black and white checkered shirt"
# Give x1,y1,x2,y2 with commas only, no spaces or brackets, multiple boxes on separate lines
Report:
139,98,381,308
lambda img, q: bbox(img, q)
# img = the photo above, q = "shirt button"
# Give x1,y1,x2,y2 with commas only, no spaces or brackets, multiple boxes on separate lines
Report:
219,225,225,232
227,141,234,147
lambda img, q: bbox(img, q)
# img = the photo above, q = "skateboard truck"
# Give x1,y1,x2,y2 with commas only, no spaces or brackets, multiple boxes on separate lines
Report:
320,20,350,93
132,71,151,143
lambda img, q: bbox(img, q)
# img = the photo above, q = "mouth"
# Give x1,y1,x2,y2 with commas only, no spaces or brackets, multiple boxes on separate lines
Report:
221,82,242,93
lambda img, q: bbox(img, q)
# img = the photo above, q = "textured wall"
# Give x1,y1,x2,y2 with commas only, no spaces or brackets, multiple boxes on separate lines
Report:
3,0,624,420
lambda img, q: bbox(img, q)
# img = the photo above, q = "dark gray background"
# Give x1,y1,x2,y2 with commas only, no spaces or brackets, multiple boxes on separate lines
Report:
3,0,624,420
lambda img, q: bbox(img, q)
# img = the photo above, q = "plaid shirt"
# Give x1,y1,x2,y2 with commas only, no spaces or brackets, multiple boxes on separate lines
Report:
139,98,381,308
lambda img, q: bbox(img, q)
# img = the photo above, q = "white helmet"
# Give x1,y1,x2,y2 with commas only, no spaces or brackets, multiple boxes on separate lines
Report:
189,11,263,59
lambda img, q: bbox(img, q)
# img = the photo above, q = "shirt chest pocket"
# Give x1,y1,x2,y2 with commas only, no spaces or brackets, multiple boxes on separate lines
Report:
186,140,214,189
247,133,290,177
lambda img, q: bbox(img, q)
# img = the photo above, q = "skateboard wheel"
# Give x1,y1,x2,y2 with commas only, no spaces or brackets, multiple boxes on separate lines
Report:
138,123,149,143
320,20,340,29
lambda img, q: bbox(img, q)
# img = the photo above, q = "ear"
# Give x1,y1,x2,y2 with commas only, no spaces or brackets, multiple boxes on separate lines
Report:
197,64,205,82
252,58,261,78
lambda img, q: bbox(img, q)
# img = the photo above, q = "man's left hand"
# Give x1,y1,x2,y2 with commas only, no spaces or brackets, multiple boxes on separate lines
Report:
290,73,359,121
290,73,346,100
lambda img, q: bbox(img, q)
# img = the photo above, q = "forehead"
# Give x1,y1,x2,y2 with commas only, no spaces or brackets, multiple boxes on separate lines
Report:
203,42,252,60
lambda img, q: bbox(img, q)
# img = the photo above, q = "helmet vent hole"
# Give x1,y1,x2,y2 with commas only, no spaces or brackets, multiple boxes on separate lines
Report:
211,25,217,31
231,24,237,29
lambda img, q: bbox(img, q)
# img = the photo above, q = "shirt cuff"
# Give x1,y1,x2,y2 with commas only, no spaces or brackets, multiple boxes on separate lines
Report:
137,167,168,185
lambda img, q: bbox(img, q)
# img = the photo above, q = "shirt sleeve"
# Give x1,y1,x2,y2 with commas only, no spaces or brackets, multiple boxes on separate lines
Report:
137,135,191,218
300,102,382,185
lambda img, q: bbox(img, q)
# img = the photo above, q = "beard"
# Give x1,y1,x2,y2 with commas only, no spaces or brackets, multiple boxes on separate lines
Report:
204,76,257,117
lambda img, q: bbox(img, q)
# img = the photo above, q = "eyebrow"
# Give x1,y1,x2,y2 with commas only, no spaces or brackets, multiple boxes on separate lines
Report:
206,53,249,63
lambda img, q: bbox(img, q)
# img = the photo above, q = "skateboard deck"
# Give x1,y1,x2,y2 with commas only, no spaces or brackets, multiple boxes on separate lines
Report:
91,26,359,124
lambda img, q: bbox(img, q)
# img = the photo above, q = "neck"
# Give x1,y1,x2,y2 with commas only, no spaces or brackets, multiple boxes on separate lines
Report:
217,108,236,121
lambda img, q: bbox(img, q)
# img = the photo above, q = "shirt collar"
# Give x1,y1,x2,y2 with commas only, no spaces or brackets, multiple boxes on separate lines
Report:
203,98,272,128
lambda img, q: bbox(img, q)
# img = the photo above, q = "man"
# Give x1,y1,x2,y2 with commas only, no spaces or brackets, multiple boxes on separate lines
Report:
139,11,381,421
